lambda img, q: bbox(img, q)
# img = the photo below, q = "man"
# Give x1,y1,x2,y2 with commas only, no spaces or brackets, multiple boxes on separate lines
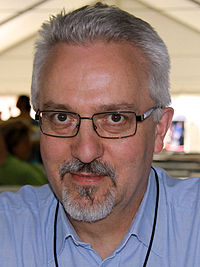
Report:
0,2,200,266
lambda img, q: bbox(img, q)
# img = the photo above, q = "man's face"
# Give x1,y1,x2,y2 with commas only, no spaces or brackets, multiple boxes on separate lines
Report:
39,41,160,222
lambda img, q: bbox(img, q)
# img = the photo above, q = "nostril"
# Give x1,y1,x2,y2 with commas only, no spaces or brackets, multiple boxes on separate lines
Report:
71,131,104,164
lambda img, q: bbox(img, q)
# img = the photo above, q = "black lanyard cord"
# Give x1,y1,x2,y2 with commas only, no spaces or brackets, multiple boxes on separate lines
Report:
142,166,159,267
54,200,59,267
53,167,159,267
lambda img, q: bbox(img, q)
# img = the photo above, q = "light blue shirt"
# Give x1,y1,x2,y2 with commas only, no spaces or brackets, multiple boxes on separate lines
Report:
0,167,200,266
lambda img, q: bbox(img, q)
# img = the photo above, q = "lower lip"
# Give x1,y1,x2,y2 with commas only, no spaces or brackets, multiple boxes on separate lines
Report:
70,173,105,185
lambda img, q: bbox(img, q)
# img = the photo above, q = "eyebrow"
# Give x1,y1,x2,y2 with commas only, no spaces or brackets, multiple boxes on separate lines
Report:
42,101,72,111
95,103,139,113
42,101,138,113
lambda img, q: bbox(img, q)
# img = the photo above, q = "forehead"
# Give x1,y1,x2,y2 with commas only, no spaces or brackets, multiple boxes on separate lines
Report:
39,41,152,113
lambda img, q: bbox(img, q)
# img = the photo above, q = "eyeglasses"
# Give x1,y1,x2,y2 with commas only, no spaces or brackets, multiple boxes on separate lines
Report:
35,107,157,139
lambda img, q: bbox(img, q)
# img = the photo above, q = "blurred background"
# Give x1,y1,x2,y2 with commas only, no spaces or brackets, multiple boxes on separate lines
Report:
0,0,200,183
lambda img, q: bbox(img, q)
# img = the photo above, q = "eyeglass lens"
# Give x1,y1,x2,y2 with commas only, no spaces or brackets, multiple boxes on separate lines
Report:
39,111,137,138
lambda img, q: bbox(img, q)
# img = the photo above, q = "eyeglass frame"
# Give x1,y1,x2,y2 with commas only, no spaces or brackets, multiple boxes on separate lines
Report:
35,107,158,139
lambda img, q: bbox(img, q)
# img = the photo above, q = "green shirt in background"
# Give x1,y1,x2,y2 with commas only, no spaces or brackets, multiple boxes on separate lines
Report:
0,154,48,186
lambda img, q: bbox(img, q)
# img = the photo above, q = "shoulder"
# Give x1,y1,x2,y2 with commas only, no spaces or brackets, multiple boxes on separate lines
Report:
0,184,55,211
154,166,200,208
151,167,200,265
0,185,57,264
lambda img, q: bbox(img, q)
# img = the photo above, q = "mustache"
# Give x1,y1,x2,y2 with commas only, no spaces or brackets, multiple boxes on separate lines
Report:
59,159,116,184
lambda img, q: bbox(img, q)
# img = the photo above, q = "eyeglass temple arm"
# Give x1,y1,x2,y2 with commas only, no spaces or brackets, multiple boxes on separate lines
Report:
35,110,40,120
136,107,157,122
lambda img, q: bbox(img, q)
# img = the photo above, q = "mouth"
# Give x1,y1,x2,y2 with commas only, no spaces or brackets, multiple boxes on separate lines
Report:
70,172,106,185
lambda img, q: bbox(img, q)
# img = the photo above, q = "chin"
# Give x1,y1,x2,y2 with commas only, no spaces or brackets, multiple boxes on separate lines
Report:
61,184,116,223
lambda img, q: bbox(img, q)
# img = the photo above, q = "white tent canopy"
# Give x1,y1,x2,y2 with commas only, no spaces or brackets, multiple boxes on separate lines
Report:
0,0,200,97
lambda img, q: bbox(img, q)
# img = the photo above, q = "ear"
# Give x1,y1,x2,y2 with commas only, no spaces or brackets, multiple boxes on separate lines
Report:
154,107,174,153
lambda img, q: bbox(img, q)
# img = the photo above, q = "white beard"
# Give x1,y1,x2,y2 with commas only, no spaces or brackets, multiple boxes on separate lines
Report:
61,184,116,222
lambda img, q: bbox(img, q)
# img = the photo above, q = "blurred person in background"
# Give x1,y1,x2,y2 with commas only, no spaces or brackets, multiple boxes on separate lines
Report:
12,95,35,125
0,129,7,164
0,121,47,185
9,94,42,163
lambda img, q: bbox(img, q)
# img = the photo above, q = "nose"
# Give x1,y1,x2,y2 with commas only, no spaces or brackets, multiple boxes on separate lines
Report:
70,119,104,163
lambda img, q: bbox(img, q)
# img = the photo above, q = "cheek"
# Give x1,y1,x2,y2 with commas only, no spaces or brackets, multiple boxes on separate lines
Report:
40,136,70,195
107,132,155,183
105,139,139,188
108,137,145,166
40,135,69,163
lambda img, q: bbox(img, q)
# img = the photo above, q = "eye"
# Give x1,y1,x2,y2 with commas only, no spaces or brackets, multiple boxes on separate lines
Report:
55,113,68,123
108,113,124,124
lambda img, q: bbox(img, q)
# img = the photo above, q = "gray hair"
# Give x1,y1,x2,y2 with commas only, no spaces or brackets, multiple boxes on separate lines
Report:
31,2,171,120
